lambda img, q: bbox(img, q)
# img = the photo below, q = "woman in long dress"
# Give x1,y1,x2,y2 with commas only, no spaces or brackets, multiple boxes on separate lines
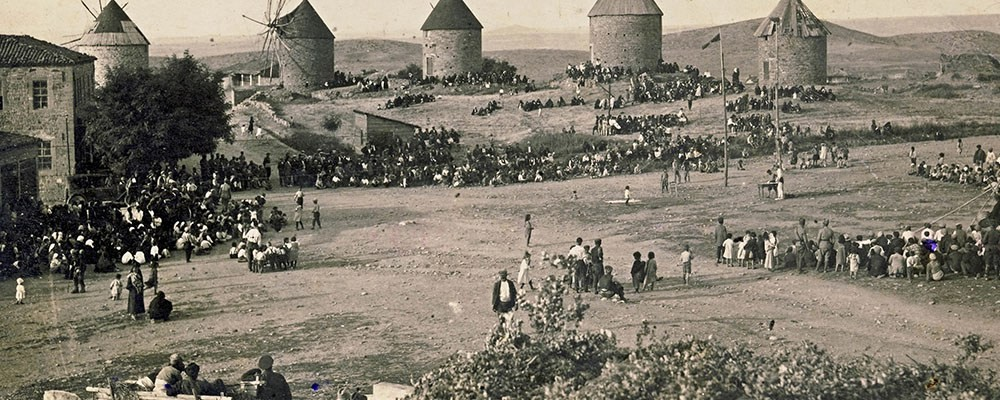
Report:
126,264,145,319
764,231,778,271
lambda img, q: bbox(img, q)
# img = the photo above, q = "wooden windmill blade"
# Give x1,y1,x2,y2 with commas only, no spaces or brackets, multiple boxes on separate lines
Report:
81,0,97,18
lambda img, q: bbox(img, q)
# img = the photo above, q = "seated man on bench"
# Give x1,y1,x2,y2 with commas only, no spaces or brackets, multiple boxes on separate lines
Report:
180,362,228,397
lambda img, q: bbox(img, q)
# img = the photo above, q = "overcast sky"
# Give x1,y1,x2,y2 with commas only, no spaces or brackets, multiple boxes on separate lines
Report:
3,0,998,43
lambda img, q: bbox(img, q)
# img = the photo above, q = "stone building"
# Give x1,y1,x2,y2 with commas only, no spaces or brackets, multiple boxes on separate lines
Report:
0,35,96,204
421,0,483,79
588,0,663,71
754,0,830,86
272,0,336,92
74,0,150,86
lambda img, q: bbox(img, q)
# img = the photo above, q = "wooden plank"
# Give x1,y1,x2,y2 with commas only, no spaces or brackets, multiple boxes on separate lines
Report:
84,387,231,400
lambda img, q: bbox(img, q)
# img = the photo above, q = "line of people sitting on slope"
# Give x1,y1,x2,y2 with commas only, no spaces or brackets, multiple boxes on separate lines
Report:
519,95,586,112
472,100,502,116
380,93,436,110
593,111,687,136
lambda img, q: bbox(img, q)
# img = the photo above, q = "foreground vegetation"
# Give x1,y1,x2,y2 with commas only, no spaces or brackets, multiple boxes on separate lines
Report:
407,275,999,400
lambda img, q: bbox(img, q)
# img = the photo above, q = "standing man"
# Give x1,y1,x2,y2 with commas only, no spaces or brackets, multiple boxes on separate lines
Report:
816,219,835,273
973,144,986,167
982,224,1000,279
492,270,518,325
311,199,322,230
262,153,272,180
591,239,605,293
714,216,728,264
775,166,785,200
294,187,304,208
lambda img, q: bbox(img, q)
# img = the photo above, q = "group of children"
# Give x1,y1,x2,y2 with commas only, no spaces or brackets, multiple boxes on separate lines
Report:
231,237,301,273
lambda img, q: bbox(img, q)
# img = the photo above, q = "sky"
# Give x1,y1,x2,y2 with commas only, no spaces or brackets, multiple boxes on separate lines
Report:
2,0,999,44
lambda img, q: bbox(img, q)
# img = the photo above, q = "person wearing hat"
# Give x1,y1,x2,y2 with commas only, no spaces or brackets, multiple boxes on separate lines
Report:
14,277,25,305
253,355,292,400
492,270,518,325
153,354,185,396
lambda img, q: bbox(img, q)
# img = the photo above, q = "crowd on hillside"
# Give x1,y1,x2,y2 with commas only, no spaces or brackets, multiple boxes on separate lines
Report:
358,76,392,93
565,60,684,85
381,93,436,110
771,85,836,102
420,71,532,89
728,113,774,134
726,93,775,113
472,100,502,116
519,96,586,112
593,111,688,136
912,145,1000,187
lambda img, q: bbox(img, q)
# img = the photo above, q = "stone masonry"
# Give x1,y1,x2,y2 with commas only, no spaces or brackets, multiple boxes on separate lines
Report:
76,44,148,86
423,29,482,79
589,15,662,71
279,37,335,92
758,35,827,86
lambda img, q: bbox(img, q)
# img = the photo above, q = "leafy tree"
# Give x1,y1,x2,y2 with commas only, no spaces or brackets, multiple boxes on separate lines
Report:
481,57,519,76
84,53,232,175
395,63,423,79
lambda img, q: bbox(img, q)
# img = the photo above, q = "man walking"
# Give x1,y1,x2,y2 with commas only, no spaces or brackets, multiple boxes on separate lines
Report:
492,270,517,326
311,199,321,230
816,219,835,272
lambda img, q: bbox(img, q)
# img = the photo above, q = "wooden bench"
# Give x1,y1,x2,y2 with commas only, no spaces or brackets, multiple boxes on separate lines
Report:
758,182,778,198
86,386,232,400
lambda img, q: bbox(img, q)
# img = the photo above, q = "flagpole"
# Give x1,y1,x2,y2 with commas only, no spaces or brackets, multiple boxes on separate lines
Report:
774,28,782,167
719,28,728,187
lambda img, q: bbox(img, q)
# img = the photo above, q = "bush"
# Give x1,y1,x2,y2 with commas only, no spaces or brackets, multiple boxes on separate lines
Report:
406,276,1000,400
914,83,971,99
482,57,519,77
395,63,423,80
322,114,342,132
978,74,1000,83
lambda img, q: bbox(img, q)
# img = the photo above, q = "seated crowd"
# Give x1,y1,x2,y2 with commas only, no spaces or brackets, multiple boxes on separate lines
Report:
472,100,502,116
771,85,836,102
519,96,585,112
381,93,436,110
593,111,688,136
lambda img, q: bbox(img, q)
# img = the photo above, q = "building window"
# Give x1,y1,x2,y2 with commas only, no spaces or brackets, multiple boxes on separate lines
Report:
32,80,48,109
37,141,52,170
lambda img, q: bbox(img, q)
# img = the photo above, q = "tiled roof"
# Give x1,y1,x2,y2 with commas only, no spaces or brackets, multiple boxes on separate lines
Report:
274,0,335,40
0,35,96,68
0,132,41,153
588,0,663,17
77,0,150,46
421,0,483,31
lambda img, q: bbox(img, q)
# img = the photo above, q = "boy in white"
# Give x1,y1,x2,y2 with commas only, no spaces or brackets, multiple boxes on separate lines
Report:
15,278,25,304
518,251,534,290
679,245,694,285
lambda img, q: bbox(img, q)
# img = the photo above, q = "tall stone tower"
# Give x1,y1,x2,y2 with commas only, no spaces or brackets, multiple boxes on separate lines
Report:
588,0,663,71
273,0,335,92
75,0,149,86
754,0,830,85
421,0,483,79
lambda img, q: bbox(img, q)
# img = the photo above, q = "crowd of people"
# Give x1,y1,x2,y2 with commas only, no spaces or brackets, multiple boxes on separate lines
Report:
565,60,684,86
519,96,586,112
381,93,436,110
472,100,502,116
912,144,1000,187
772,85,836,102
419,70,532,90
358,76,392,93
593,111,688,136
726,93,775,113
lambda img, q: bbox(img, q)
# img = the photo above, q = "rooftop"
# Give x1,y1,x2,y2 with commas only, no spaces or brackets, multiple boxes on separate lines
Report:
0,35,96,68
273,0,336,40
77,0,150,46
588,0,663,17
421,0,484,31
754,0,830,38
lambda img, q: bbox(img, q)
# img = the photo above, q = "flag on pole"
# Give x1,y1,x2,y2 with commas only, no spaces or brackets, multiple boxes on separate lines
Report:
701,33,721,50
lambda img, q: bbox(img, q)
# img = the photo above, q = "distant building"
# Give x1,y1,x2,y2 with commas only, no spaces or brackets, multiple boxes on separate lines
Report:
421,0,483,79
588,0,663,71
272,0,336,92
0,35,96,204
0,132,40,208
74,0,150,86
754,0,830,86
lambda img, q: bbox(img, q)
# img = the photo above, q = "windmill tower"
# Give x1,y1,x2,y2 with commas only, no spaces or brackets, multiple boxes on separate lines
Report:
588,0,663,71
420,0,483,79
74,0,150,86
245,0,335,92
754,0,830,85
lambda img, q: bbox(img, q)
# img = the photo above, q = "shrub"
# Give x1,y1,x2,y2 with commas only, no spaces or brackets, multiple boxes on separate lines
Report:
482,57,519,77
395,63,423,80
322,113,342,132
977,74,1000,83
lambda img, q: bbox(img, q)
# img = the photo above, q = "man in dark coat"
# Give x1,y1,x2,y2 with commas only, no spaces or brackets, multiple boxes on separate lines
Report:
148,291,173,322
492,270,517,325
253,355,292,400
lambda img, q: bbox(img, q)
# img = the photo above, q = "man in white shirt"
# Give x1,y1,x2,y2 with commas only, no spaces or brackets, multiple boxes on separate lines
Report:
491,270,517,326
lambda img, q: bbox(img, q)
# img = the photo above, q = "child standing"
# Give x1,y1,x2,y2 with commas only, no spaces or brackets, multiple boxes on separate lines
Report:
14,278,25,304
110,274,123,300
517,251,534,290
847,251,861,279
643,252,658,291
311,199,321,230
624,186,632,206
294,204,304,230
680,245,694,285
524,214,533,247
722,234,734,266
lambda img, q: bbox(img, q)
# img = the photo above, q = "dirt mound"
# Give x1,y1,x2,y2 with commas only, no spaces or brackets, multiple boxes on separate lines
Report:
940,53,1000,81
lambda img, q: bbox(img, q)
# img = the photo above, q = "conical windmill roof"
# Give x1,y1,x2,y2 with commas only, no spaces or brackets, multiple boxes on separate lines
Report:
754,0,829,38
421,0,483,31
274,0,335,40
77,0,149,46
588,0,663,17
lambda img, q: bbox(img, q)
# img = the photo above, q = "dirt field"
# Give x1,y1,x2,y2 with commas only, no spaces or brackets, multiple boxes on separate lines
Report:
4,131,1000,398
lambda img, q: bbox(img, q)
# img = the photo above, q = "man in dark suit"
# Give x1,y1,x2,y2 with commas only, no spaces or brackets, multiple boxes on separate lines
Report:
492,270,517,325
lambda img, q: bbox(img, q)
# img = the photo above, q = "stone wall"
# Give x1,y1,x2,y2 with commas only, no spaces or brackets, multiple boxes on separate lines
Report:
76,45,148,86
422,29,482,79
757,35,827,86
0,63,93,203
279,38,335,92
589,15,662,71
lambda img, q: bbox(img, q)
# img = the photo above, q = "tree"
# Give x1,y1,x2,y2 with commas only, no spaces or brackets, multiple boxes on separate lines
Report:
84,53,232,175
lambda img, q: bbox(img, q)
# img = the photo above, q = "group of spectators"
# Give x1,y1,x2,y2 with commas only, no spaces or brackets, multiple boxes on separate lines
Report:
358,76,392,93
419,71,532,90
380,93,436,110
913,144,1000,187
726,93,774,113
519,96,586,112
593,111,688,136
772,85,836,102
472,100,502,116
